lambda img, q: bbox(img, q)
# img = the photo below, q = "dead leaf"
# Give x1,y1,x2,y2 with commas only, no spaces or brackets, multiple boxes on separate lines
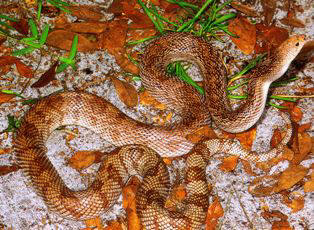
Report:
111,76,138,107
304,171,314,192
297,123,311,133
275,165,308,192
255,24,289,53
185,126,217,143
67,5,104,21
10,18,29,35
230,2,258,17
261,210,292,230
0,55,17,66
270,128,283,148
241,159,257,176
0,164,19,176
292,132,312,164
228,17,256,54
58,22,108,34
15,60,34,78
280,11,305,28
219,155,239,172
0,93,15,105
139,90,166,110
284,193,304,213
123,176,142,230
68,150,103,171
205,197,224,230
0,148,11,155
31,61,58,88
261,0,277,25
290,106,303,123
47,30,98,52
85,216,104,230
235,127,256,150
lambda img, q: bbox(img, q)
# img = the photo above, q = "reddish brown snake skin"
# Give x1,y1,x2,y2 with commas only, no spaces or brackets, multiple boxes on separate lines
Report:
14,33,306,228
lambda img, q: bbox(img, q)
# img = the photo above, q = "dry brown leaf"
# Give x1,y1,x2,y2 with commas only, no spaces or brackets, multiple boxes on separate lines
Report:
262,210,292,230
249,174,279,196
0,164,19,176
68,150,103,171
185,126,217,143
241,159,257,176
0,55,17,66
235,127,256,150
173,184,186,201
139,90,166,110
103,221,124,230
111,76,138,107
32,61,58,88
230,2,258,17
255,24,289,54
219,155,239,172
270,128,283,148
84,217,104,230
261,0,277,25
162,157,173,165
228,17,256,54
15,60,34,78
67,5,104,21
0,148,11,155
58,22,108,34
298,123,311,133
0,93,15,105
205,197,224,230
123,176,142,230
304,172,314,192
286,193,305,213
47,30,98,52
292,132,312,164
275,165,308,192
290,106,303,122
280,11,305,28
10,18,29,35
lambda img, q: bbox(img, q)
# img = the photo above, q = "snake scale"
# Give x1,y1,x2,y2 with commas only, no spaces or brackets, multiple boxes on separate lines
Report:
14,33,305,229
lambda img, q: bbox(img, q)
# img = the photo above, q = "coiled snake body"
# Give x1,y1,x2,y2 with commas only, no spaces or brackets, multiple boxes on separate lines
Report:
14,33,305,228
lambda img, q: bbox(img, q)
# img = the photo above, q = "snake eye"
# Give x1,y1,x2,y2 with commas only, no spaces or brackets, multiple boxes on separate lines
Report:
296,42,300,46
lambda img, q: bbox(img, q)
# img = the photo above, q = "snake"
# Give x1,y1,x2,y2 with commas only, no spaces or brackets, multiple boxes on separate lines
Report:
13,32,306,229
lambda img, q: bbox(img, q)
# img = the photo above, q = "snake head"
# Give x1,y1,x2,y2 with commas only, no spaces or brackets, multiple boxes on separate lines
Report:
276,34,307,64
269,34,307,79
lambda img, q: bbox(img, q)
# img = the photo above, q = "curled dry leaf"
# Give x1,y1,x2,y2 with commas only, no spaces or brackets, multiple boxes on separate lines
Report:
185,126,217,143
280,11,305,28
67,5,104,21
231,2,258,17
32,61,58,88
304,171,314,192
10,18,29,35
0,164,19,176
0,93,15,105
255,24,289,53
60,22,108,34
291,132,312,164
111,76,138,107
205,197,224,230
84,216,104,230
276,165,308,192
270,128,283,148
0,148,11,155
228,17,256,55
15,60,34,78
235,127,256,150
68,150,103,171
139,90,166,110
261,0,277,25
219,156,239,172
249,165,308,196
261,210,292,230
47,30,98,52
283,192,305,213
122,176,142,230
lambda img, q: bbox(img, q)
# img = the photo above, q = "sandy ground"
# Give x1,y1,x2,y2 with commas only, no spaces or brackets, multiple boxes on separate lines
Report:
0,0,313,229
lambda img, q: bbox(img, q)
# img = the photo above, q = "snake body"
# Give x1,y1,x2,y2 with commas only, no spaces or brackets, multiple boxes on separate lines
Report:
14,33,305,228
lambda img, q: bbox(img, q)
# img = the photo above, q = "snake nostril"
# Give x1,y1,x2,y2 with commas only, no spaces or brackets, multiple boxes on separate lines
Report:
296,42,300,46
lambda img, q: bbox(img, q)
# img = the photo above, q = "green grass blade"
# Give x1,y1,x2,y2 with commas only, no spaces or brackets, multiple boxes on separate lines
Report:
0,14,18,22
13,47,36,56
37,0,43,21
28,19,38,38
39,24,49,45
69,34,78,59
